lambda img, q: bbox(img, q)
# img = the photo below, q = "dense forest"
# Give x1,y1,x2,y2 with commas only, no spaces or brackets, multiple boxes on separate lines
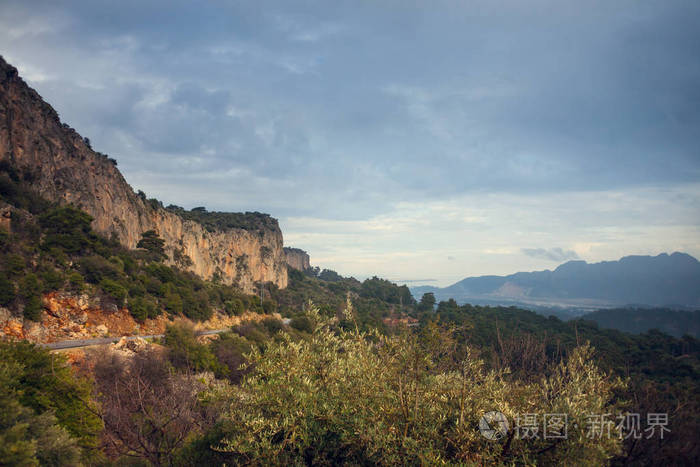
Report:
580,307,700,338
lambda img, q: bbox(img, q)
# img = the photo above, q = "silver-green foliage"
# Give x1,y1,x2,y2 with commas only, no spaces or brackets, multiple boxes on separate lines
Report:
214,301,623,465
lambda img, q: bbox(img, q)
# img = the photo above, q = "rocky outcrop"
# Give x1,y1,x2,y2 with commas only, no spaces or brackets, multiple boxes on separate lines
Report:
0,56,286,291
0,292,164,343
0,291,280,344
284,247,310,271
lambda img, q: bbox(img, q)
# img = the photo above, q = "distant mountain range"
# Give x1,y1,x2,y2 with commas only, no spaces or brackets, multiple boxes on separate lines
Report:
411,252,700,313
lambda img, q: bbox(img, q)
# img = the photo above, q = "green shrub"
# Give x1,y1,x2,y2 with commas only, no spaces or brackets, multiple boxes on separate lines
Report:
144,276,163,295
262,299,277,314
45,246,68,266
224,298,244,316
164,292,183,315
129,296,159,322
39,206,95,254
173,247,193,268
211,332,252,383
6,254,25,276
128,282,146,298
0,340,102,460
19,273,41,299
79,256,121,283
231,322,268,347
0,273,14,306
137,230,166,261
290,315,313,333
41,268,64,291
119,253,137,275
146,263,176,284
214,307,623,465
163,323,219,373
244,295,263,313
181,289,212,321
99,278,127,307
23,295,42,321
261,317,284,334
67,272,85,292
108,255,125,272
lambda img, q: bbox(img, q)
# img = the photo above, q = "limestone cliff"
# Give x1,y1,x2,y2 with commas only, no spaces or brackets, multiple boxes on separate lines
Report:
284,247,311,271
0,56,287,291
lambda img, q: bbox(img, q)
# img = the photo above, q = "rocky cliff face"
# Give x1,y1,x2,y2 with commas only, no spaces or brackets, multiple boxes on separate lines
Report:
284,247,311,271
0,56,287,291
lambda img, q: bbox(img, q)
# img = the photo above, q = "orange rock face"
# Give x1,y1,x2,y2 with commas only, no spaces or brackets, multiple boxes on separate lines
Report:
2,319,24,339
36,292,169,343
0,291,276,345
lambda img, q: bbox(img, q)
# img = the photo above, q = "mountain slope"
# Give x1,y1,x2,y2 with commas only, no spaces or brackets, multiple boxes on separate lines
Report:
579,308,700,338
0,56,286,292
412,252,700,310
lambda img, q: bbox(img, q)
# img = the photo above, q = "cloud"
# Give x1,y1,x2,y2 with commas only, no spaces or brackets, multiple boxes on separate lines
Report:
1,0,699,282
271,13,344,43
1,0,698,219
521,248,580,262
391,279,438,284
281,185,700,283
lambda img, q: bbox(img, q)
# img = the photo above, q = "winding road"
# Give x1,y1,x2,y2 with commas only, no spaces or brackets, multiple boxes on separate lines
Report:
41,329,227,350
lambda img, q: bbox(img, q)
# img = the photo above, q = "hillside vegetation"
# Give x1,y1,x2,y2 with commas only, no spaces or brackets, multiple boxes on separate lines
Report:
429,301,700,465
1,163,698,465
165,204,278,234
0,169,270,325
580,308,700,338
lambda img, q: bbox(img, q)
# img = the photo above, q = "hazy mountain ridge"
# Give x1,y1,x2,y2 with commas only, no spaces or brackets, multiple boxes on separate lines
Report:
412,252,700,310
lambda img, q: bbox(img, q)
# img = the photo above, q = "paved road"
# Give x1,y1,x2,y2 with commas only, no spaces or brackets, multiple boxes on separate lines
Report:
41,329,227,350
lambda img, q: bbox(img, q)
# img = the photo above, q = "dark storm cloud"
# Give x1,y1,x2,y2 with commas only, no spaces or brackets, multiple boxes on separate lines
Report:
522,248,580,263
1,0,699,219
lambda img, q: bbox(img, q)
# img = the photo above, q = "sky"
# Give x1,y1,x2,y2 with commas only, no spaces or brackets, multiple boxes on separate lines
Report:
1,0,699,286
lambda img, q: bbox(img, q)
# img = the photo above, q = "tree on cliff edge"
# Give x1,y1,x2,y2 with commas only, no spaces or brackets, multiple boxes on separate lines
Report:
137,230,166,262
